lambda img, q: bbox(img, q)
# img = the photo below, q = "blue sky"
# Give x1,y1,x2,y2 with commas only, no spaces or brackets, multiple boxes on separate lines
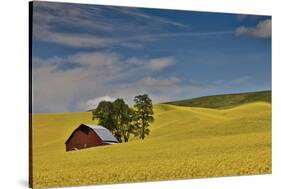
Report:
32,2,271,113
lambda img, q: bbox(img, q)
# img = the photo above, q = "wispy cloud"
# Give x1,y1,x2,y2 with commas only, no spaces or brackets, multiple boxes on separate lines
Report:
33,2,188,48
33,2,231,48
35,29,119,48
108,6,189,28
235,19,271,38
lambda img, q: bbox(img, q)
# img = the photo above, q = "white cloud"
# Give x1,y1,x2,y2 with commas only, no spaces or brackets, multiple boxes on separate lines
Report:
235,19,271,38
32,56,64,69
32,52,177,112
32,52,120,112
84,96,116,110
147,57,176,71
69,52,120,66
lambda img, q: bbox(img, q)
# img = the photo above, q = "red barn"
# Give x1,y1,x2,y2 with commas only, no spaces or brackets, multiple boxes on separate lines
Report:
65,124,118,151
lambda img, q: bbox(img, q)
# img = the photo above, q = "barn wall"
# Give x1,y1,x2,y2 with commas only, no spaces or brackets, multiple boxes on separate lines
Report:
66,129,104,151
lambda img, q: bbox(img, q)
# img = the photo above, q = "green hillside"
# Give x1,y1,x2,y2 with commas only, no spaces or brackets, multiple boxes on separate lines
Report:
164,90,271,109
31,101,271,188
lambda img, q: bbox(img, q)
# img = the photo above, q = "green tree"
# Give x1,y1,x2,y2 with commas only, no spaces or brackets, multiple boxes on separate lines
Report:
123,108,137,142
133,94,154,139
113,99,136,142
92,99,137,143
92,101,122,142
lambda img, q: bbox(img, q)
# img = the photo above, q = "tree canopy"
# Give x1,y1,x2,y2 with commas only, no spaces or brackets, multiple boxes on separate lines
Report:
134,94,154,140
92,94,154,142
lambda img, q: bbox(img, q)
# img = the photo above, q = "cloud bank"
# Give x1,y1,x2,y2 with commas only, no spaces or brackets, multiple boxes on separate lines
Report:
235,19,271,38
32,52,181,112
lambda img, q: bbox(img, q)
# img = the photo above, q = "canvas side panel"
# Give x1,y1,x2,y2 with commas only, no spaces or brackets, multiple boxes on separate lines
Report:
28,1,33,188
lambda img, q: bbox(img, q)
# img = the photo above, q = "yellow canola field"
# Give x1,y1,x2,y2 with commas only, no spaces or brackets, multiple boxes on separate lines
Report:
31,102,271,188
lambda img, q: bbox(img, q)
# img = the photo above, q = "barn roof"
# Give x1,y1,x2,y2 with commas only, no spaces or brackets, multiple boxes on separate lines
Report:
84,124,118,143
65,124,118,144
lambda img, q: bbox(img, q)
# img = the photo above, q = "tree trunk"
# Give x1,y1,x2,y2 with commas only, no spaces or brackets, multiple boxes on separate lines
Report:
141,114,145,139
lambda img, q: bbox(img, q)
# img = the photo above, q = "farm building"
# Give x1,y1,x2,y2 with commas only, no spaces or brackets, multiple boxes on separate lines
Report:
65,124,118,151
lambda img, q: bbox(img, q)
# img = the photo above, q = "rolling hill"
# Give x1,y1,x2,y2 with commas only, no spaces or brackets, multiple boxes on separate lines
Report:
31,95,271,188
164,90,271,109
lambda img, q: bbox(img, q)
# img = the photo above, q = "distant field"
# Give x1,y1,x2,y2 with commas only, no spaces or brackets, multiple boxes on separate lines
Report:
31,99,271,188
164,90,271,109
